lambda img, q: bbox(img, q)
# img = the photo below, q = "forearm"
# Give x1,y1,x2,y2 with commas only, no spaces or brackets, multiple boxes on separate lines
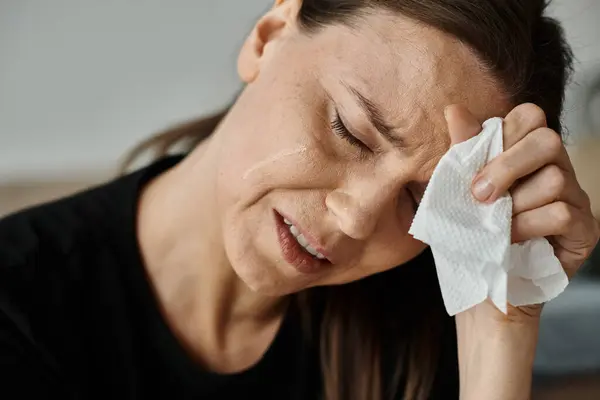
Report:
457,309,540,400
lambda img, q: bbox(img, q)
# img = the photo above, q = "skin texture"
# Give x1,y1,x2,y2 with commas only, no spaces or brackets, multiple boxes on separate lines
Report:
219,5,508,295
136,0,599,396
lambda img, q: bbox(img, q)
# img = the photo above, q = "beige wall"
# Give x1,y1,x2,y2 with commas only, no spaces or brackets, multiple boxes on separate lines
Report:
569,139,600,220
0,177,104,218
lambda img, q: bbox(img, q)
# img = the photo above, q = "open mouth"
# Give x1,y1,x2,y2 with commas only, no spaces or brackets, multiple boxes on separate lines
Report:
274,211,331,274
282,217,327,260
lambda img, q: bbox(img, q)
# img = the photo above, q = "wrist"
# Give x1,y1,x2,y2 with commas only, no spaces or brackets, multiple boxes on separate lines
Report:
457,306,540,400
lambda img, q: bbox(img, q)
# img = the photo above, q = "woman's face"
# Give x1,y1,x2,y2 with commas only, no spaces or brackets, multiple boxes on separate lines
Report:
212,5,508,295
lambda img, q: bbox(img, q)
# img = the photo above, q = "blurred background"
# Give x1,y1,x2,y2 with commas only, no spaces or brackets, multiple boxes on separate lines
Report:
1,1,599,398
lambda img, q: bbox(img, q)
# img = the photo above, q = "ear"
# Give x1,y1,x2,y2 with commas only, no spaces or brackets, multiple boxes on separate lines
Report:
237,0,302,83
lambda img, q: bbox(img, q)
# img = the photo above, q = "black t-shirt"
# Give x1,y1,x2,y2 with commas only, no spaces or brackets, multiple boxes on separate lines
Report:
0,155,458,399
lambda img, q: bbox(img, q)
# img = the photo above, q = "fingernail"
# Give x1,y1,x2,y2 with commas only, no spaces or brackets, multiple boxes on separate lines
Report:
472,176,495,201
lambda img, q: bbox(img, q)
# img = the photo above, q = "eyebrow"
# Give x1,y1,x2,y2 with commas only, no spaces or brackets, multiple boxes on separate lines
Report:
341,80,408,148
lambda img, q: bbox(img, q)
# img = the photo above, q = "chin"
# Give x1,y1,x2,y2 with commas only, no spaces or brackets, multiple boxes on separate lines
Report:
229,250,320,297
232,263,301,296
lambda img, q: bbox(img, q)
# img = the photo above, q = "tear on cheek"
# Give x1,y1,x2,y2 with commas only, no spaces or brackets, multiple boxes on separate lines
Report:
242,146,310,180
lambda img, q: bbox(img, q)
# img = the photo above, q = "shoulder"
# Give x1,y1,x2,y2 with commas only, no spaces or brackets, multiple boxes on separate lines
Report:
0,183,121,387
0,179,121,268
0,178,129,321
0,155,185,390
0,154,186,312
0,171,140,376
0,196,98,394
0,154,185,265
0,165,148,317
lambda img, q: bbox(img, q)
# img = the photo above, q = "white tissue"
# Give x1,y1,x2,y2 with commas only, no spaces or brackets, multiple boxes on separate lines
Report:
409,117,569,316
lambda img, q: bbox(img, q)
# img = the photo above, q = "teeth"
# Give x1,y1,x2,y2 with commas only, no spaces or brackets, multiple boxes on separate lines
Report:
284,218,292,225
290,225,300,237
296,233,309,248
287,223,327,261
306,247,319,256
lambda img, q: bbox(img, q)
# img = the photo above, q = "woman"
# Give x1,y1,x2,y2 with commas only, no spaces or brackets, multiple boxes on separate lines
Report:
1,0,598,399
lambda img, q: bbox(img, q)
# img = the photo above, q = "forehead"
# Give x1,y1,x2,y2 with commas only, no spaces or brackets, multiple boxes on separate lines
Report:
305,10,510,170
313,10,508,116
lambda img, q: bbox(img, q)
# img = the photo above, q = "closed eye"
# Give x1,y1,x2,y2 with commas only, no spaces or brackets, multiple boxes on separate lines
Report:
331,110,371,155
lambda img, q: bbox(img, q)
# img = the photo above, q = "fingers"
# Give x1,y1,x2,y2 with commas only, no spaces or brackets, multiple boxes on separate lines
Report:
512,201,599,272
511,164,591,215
445,104,482,146
511,201,584,243
502,103,547,149
455,102,600,281
472,127,574,203
445,102,599,280
448,102,548,150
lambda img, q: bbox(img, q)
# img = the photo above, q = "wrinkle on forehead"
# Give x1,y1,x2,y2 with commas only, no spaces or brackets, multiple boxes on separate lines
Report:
329,11,507,117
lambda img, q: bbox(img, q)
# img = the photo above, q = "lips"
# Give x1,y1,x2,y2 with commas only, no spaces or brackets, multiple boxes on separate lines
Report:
282,217,327,259
274,210,332,274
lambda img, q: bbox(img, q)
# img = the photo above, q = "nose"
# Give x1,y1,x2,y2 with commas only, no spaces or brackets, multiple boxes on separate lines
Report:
325,184,396,240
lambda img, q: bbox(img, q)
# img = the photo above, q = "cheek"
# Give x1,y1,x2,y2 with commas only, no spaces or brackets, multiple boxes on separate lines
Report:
216,107,334,208
217,101,344,212
326,205,426,286
364,196,426,266
369,210,426,268
327,236,426,287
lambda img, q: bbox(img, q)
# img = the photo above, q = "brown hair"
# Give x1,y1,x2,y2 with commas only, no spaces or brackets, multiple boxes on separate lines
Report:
123,1,573,399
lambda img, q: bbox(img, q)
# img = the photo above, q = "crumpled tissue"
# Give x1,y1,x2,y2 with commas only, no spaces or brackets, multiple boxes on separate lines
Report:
409,117,569,316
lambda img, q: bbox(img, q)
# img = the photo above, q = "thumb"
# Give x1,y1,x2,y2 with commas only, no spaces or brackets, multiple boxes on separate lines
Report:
445,104,482,146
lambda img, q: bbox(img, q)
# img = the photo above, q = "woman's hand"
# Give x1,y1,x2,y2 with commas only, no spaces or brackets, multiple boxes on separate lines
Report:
447,103,600,321
445,103,600,400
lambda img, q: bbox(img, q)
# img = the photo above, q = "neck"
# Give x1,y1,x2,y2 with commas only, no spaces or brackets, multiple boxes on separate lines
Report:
136,137,288,372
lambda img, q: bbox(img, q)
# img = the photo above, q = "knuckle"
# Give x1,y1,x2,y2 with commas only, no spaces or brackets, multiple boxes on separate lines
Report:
552,202,573,231
545,165,567,196
517,103,547,128
541,129,563,156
